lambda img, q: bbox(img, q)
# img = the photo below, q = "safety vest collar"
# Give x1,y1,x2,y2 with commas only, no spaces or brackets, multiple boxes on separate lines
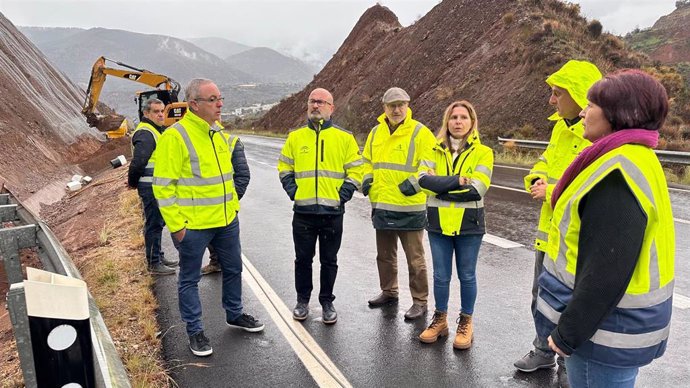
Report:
307,118,333,131
376,108,414,136
182,110,222,134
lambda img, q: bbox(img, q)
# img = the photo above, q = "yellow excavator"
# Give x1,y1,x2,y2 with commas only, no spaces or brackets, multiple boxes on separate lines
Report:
81,56,188,136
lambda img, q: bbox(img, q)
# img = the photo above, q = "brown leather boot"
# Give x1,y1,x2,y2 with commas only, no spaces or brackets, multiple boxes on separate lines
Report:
419,310,449,343
453,313,473,350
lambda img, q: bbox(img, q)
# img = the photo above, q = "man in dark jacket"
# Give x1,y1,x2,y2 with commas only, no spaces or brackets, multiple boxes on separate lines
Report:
128,98,178,275
201,133,251,275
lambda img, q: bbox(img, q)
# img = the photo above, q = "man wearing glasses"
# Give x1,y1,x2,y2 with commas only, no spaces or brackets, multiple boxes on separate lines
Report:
153,78,264,357
278,88,364,324
362,87,436,320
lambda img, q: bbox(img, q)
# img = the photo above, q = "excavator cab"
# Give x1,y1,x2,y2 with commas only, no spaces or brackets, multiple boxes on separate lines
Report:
136,90,187,127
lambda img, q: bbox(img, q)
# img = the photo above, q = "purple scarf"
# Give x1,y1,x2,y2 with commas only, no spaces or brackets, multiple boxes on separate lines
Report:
551,129,659,208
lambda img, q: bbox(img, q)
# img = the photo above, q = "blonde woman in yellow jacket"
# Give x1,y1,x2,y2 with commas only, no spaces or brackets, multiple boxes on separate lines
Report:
417,100,493,350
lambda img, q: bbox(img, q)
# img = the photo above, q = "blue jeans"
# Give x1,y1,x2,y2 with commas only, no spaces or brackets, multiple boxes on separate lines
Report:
565,353,639,388
427,232,483,314
172,218,243,336
138,186,166,266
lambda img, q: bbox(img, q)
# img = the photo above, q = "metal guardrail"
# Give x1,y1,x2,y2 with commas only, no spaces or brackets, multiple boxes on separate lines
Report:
498,137,690,165
1,191,131,388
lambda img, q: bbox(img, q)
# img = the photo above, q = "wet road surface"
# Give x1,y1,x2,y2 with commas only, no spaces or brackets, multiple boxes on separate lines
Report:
155,135,690,387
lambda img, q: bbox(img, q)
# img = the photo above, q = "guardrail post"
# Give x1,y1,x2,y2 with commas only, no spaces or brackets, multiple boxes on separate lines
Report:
0,204,18,222
1,234,23,285
0,193,9,205
7,283,38,388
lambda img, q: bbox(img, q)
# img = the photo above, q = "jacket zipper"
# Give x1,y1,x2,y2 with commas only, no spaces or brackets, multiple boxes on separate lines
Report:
209,130,228,226
314,123,321,204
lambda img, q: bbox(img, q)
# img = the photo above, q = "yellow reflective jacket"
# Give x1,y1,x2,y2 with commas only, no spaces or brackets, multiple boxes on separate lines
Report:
421,130,493,236
152,111,238,233
540,144,674,366
278,119,364,214
524,60,602,251
362,108,437,230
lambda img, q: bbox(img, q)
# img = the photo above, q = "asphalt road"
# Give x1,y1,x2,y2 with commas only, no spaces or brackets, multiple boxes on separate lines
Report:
155,135,690,387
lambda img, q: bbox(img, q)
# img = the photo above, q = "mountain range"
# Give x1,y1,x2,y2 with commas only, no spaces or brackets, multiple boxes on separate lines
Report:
19,26,319,117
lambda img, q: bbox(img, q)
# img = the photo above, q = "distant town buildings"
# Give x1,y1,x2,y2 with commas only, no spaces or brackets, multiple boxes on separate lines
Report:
222,102,279,119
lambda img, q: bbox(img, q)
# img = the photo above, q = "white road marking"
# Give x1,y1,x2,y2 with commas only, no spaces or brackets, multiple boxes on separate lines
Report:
483,233,523,248
246,157,275,168
242,254,352,388
673,293,690,310
494,164,530,171
491,184,527,194
674,218,690,225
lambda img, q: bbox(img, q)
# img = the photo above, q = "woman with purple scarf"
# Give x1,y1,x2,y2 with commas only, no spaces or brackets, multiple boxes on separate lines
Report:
533,69,676,388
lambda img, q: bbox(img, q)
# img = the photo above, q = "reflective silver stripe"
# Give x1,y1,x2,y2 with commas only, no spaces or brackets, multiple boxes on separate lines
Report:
153,177,176,186
539,156,547,163
171,123,202,178
363,157,372,164
531,170,547,176
591,324,670,349
344,159,364,169
547,177,559,185
427,196,484,208
145,162,155,169
471,178,488,197
178,173,234,186
475,165,492,177
373,162,417,173
405,123,423,167
345,177,362,189
295,198,341,207
279,171,294,179
371,202,426,212
407,176,421,193
227,135,238,152
279,154,294,165
419,159,436,169
369,124,379,160
536,296,560,324
618,280,674,308
536,230,549,242
138,176,153,183
157,196,177,207
363,173,373,182
177,195,233,206
649,242,660,290
294,170,347,179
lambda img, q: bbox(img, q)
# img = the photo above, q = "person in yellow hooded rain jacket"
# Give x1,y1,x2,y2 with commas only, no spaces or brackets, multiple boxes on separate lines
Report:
416,100,493,350
362,87,437,321
514,60,602,377
153,78,264,358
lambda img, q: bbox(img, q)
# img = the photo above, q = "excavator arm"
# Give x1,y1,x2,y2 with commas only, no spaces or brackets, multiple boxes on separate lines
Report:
81,56,184,132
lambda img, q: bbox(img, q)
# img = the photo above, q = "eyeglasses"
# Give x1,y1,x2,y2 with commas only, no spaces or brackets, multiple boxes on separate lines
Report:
308,99,332,107
195,96,224,103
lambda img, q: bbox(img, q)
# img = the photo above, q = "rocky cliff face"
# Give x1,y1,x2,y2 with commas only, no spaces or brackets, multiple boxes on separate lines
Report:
0,13,103,198
256,0,645,140
634,2,690,63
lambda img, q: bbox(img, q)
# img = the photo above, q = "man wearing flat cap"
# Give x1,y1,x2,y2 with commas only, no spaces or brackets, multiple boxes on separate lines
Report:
361,87,437,320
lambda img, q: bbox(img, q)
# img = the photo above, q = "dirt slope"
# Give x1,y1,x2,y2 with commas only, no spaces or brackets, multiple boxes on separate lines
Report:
0,12,107,199
255,0,645,140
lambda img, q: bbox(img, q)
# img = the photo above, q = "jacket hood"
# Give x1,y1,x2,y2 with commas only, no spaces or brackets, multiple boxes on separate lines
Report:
546,60,602,120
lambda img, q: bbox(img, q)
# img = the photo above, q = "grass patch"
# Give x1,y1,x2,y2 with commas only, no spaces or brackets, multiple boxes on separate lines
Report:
664,166,690,185
73,190,172,387
494,147,540,167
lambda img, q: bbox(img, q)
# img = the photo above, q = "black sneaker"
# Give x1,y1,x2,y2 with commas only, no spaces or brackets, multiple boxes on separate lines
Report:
226,313,265,332
189,331,213,357
322,302,337,325
148,263,176,276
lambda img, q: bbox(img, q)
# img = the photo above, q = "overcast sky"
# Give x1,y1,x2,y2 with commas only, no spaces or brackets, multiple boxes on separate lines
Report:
0,0,679,65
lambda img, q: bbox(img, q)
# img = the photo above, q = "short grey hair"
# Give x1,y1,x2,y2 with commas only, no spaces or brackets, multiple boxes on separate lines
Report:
185,78,213,102
143,98,164,113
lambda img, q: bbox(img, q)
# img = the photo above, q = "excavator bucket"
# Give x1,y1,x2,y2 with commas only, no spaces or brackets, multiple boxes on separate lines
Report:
85,113,127,132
